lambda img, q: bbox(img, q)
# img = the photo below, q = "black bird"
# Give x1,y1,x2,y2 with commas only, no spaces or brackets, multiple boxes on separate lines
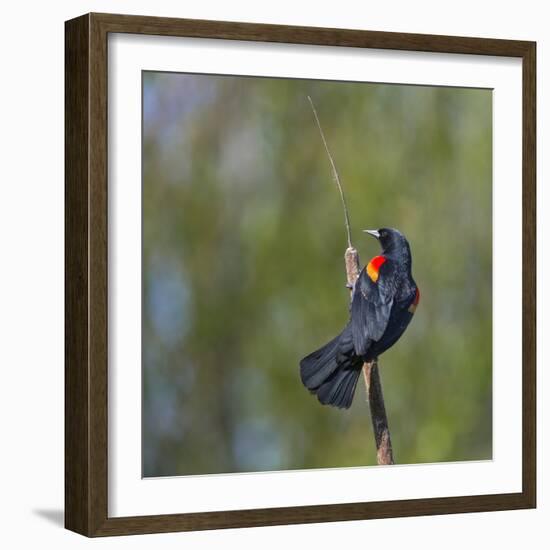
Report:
300,228,419,409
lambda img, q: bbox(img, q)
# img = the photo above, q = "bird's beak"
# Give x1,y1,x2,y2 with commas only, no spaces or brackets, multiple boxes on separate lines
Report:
363,229,380,239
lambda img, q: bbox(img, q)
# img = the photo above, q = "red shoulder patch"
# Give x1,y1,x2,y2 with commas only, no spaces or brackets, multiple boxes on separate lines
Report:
408,288,420,313
366,255,386,282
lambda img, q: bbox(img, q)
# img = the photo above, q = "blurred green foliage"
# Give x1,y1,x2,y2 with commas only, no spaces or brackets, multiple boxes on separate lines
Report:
142,72,492,477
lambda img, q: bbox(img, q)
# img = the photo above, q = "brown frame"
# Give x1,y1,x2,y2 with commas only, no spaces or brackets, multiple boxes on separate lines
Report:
65,12,536,537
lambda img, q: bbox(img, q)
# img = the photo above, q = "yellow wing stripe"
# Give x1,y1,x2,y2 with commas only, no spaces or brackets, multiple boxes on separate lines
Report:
367,263,380,282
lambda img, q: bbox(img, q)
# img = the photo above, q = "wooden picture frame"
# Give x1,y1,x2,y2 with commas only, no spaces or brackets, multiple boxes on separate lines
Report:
65,12,536,537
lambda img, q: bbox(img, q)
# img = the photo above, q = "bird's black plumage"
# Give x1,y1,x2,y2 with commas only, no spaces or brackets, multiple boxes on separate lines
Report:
300,228,419,409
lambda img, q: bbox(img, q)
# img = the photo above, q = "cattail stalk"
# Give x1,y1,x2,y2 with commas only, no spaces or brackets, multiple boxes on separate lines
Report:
310,96,394,465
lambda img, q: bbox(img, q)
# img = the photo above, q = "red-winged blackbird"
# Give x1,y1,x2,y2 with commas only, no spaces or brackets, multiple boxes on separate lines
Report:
300,228,419,409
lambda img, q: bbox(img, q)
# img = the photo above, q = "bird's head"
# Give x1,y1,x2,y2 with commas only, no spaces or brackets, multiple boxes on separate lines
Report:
363,227,410,257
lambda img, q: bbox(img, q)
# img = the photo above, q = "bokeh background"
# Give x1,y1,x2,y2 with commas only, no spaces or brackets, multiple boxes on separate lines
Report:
142,72,492,477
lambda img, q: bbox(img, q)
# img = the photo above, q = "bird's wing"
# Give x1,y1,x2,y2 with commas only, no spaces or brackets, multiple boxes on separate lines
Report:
350,257,398,355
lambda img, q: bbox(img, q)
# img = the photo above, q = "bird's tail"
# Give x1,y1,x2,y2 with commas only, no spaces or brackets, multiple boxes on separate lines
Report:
300,323,363,409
